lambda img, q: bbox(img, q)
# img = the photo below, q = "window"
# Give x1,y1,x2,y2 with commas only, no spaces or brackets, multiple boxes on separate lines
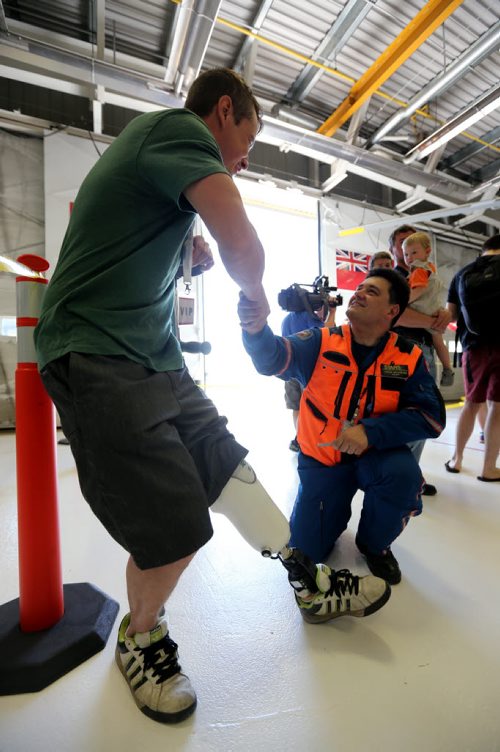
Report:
0,317,16,337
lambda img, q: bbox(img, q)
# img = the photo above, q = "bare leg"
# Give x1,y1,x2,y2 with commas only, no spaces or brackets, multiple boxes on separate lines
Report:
481,401,500,480
432,331,452,371
478,402,487,432
447,400,481,471
127,553,195,634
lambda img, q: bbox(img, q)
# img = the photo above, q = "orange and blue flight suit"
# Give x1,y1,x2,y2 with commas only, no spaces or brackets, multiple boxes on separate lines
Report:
242,323,445,561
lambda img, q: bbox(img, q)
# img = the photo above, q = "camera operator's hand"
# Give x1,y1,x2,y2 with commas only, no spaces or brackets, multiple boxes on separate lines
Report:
332,424,368,455
191,235,214,272
238,290,270,334
323,295,338,326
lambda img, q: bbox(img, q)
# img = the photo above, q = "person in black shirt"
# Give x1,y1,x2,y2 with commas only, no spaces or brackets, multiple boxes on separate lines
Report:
446,235,500,481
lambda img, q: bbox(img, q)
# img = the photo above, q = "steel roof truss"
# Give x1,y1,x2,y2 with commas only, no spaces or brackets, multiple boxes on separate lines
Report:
232,0,273,73
285,0,372,104
317,0,465,138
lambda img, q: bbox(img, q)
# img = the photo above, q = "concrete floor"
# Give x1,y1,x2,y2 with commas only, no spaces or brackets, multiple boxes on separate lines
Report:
1,377,499,752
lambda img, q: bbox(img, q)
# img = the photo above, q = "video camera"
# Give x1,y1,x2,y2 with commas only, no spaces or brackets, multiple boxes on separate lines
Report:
278,275,343,314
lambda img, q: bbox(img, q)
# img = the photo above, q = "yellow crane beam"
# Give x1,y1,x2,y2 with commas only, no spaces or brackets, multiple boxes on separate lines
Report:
317,0,465,138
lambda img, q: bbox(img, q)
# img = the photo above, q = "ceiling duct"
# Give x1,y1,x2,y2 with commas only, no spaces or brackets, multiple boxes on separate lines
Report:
270,104,321,130
164,0,222,96
260,115,474,203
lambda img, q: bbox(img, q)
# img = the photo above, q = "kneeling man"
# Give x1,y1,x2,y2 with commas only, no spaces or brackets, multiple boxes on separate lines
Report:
239,269,445,585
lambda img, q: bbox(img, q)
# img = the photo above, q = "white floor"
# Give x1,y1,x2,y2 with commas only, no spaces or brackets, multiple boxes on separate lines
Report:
1,377,500,752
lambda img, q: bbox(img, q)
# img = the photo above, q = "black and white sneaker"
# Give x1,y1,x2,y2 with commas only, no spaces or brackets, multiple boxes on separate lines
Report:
295,564,391,624
115,614,196,723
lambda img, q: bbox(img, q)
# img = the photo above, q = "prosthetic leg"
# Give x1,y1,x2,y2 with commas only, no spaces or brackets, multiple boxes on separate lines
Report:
211,460,391,622
212,458,323,596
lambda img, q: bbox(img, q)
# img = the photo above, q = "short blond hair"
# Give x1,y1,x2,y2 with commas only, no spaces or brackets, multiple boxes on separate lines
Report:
402,231,431,250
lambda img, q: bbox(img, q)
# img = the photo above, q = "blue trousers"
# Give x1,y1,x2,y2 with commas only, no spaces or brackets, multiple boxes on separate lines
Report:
289,447,423,562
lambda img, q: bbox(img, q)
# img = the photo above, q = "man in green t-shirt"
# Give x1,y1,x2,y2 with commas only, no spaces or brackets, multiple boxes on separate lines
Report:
35,68,390,724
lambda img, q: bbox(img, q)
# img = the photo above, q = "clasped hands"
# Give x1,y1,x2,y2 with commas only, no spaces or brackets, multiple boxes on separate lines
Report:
238,291,270,335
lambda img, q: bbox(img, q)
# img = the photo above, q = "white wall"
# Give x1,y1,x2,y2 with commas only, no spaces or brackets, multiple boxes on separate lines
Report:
202,178,319,386
0,130,45,314
44,132,108,274
0,130,45,426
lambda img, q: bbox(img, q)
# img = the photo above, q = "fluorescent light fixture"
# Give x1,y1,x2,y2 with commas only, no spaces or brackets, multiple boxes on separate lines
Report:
338,226,365,237
0,255,42,278
469,174,500,196
404,85,500,164
371,22,500,146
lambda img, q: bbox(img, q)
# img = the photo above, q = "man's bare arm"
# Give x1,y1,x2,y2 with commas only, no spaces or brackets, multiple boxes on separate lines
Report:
397,306,451,333
184,173,267,304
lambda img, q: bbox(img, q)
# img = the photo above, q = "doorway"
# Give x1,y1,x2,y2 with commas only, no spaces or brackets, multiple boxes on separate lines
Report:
199,179,319,449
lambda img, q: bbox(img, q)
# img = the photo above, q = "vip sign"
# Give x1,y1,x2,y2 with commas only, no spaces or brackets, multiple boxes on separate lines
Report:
178,297,195,325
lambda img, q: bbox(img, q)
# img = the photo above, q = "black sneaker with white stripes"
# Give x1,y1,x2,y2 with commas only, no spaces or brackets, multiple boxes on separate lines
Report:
295,564,391,624
115,613,196,723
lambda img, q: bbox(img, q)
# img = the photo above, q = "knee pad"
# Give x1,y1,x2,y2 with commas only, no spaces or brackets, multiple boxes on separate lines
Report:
211,459,290,556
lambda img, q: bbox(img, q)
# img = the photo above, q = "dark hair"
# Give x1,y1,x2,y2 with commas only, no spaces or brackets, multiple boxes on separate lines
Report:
483,233,500,252
185,68,263,130
369,251,393,268
365,268,410,325
388,224,417,252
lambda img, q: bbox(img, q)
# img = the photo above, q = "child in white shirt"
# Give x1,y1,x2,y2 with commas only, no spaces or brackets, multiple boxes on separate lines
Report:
402,231,454,387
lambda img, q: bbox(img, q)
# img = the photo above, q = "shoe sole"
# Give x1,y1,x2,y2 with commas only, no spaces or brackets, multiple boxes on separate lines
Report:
115,647,197,724
299,583,391,624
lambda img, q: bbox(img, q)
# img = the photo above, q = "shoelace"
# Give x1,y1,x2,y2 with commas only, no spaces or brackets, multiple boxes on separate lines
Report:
325,569,360,598
140,635,182,684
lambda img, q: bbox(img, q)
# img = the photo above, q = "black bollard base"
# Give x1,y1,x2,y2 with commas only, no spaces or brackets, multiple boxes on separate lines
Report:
0,582,120,695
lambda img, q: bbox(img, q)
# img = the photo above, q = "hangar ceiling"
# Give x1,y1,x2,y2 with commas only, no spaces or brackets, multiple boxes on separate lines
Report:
1,0,499,239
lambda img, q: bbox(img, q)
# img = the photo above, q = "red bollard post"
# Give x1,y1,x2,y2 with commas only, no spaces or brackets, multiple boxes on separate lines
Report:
15,253,64,631
0,252,119,696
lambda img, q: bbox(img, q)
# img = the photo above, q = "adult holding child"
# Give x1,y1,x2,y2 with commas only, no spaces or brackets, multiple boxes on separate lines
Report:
389,225,451,496
402,231,455,387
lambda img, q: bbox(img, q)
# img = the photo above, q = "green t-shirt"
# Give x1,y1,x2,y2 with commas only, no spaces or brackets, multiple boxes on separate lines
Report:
35,109,228,372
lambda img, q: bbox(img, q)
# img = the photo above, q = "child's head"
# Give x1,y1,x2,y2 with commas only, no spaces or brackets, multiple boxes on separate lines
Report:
402,231,432,266
369,251,393,270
